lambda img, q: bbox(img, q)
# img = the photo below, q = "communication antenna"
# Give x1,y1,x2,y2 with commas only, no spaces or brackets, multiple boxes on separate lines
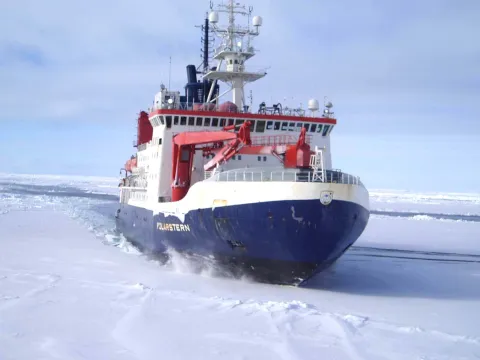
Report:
168,56,172,90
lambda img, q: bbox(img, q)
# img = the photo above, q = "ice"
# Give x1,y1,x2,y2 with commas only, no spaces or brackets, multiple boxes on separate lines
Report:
0,173,479,359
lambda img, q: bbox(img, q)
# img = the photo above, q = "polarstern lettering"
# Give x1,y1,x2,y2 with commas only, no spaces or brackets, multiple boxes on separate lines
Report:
157,222,191,231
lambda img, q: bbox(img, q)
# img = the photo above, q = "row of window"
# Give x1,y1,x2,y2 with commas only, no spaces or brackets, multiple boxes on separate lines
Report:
150,115,334,136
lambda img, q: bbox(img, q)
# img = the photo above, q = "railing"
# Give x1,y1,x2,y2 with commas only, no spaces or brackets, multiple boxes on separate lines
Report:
250,134,312,146
204,168,362,186
151,101,330,119
119,186,147,204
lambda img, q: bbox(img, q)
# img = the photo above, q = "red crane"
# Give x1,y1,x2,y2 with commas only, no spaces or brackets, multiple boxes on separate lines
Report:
171,121,312,201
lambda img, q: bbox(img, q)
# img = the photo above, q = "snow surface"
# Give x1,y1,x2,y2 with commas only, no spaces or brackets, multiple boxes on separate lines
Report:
1,173,479,359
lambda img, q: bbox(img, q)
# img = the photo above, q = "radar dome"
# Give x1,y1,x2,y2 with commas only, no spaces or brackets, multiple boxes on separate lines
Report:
252,16,263,27
209,11,219,23
308,99,320,111
325,101,333,108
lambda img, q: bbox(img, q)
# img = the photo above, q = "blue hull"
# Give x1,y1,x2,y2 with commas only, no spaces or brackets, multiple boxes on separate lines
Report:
115,199,369,284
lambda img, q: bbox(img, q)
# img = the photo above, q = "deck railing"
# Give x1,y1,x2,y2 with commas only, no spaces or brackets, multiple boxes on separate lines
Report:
204,168,361,186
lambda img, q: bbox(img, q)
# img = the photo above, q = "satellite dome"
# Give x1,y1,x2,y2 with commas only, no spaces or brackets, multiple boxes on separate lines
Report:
209,11,219,23
308,99,320,111
252,16,263,27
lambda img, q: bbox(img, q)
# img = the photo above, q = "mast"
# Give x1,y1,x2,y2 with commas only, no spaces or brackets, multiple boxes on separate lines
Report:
204,0,266,111
203,16,209,73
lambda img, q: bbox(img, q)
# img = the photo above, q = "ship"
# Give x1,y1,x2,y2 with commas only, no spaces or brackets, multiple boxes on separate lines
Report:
115,0,370,286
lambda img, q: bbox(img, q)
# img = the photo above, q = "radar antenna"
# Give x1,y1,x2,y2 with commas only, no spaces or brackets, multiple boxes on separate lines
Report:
203,0,266,110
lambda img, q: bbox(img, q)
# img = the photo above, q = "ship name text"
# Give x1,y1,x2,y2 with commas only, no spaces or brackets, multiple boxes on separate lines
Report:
157,222,191,232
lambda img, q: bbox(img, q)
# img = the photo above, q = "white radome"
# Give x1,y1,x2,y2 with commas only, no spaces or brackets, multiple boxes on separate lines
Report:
209,11,219,23
308,99,320,111
252,15,263,27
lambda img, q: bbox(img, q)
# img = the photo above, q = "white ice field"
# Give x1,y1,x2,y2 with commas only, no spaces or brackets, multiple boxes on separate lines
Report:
1,173,479,359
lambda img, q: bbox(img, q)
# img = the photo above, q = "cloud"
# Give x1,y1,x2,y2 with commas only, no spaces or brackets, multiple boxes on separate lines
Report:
1,0,478,136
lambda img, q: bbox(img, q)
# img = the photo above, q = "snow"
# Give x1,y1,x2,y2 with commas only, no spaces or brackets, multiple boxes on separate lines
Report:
1,173,479,359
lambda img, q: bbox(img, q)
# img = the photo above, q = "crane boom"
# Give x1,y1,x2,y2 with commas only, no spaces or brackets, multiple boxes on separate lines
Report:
171,123,311,202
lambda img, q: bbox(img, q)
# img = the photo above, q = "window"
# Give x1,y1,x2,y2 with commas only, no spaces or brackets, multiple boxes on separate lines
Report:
237,155,242,160
249,120,255,130
220,118,226,127
180,116,187,125
288,122,295,131
257,156,261,161
235,119,244,125
196,117,203,126
316,125,323,133
188,117,195,126
158,138,162,145
281,122,288,131
303,123,310,132
256,121,265,132
166,116,172,128
322,125,330,136
263,156,267,161
274,122,281,130
227,118,234,126
180,148,190,162
296,123,303,131
174,116,179,125
212,118,219,127
266,121,274,130
309,124,316,132
204,117,211,126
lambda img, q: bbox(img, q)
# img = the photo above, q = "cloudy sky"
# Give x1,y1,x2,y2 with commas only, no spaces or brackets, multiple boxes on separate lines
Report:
1,0,479,192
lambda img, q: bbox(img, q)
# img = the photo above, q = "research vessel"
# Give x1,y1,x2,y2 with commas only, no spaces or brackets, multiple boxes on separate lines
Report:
116,0,370,285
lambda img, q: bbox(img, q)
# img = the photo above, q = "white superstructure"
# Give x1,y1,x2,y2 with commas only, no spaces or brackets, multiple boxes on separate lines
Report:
119,0,356,210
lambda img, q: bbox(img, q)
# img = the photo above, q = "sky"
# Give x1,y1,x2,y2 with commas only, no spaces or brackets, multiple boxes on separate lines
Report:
1,0,479,193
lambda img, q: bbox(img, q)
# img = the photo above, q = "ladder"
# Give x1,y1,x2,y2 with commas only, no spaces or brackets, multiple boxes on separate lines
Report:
309,146,326,182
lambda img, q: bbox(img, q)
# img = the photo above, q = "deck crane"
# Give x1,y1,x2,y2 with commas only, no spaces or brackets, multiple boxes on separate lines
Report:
171,121,312,201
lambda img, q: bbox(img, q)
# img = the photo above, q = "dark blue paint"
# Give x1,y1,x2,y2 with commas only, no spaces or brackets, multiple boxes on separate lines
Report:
116,199,369,271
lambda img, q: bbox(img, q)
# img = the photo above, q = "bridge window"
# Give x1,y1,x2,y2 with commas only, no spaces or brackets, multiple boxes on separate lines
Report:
296,123,303,131
166,116,172,128
212,118,219,127
322,125,330,136
266,121,273,130
196,117,202,126
235,119,244,125
309,124,316,132
227,118,234,126
188,117,195,126
316,125,323,133
257,156,261,161
237,155,242,160
174,116,179,125
288,122,295,131
274,121,281,130
249,120,255,130
303,123,310,131
204,117,211,126
255,120,265,132
180,116,187,125
220,118,226,126
281,122,288,131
